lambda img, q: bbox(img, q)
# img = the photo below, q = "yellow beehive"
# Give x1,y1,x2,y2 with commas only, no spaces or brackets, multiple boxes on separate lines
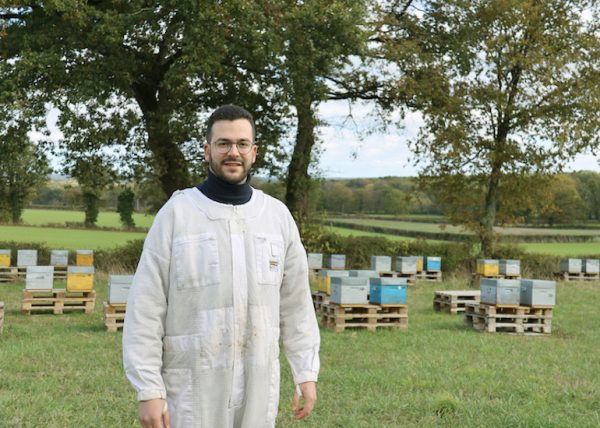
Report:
477,259,499,276
414,256,424,272
0,250,10,267
76,250,94,267
67,266,95,291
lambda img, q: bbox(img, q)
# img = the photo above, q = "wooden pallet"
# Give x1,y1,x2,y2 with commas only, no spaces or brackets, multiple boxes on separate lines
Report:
53,266,68,280
417,271,443,282
554,272,600,282
0,301,4,333
433,290,481,314
311,291,330,315
103,302,126,332
0,267,18,283
21,289,96,315
464,303,552,335
321,303,408,333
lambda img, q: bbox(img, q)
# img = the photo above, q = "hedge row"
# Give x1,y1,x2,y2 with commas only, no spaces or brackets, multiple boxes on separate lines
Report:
2,235,599,280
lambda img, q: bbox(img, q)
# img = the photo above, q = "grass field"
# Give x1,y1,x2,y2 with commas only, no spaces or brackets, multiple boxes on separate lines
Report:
0,225,147,250
520,242,600,256
21,209,155,229
330,217,600,237
1,277,599,426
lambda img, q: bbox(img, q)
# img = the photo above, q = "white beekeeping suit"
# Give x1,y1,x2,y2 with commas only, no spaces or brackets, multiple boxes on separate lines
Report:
123,187,320,428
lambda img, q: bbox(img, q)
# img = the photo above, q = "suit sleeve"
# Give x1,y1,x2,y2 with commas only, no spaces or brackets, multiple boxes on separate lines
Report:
279,211,320,385
122,202,173,401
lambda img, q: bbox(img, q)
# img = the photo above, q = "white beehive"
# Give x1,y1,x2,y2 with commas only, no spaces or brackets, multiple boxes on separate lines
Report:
307,253,323,270
108,275,134,304
349,270,379,278
326,254,346,270
559,259,582,274
582,259,600,274
25,266,54,290
480,278,521,305
396,257,417,274
499,260,520,276
370,256,392,272
17,250,37,267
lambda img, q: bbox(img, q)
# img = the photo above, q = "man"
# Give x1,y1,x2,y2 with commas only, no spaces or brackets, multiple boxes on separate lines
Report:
123,104,320,428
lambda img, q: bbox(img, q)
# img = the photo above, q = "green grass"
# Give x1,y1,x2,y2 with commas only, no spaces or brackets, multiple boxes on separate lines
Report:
1,277,599,426
21,209,155,229
326,226,419,242
0,225,147,250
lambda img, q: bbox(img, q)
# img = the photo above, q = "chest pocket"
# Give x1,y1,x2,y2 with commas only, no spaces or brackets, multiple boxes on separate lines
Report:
255,234,285,286
174,233,220,289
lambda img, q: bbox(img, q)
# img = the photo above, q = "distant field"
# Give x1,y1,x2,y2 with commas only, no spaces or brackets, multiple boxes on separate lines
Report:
0,225,146,250
21,209,155,229
519,242,600,256
330,217,600,237
326,226,446,244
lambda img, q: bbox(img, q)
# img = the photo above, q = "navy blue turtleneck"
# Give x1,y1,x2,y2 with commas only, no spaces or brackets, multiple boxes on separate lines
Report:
197,169,253,205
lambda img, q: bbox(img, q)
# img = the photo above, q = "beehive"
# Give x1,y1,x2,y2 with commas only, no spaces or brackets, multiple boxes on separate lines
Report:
412,256,424,272
17,250,37,267
370,256,392,272
499,259,520,276
330,277,369,305
480,278,520,305
325,254,346,270
425,257,442,272
349,270,379,278
0,250,10,267
67,266,95,291
477,259,499,276
317,270,350,295
76,250,94,267
559,258,582,274
396,257,417,274
25,266,54,290
108,275,134,304
307,253,323,270
369,277,407,305
50,250,69,267
582,259,600,274
520,279,556,306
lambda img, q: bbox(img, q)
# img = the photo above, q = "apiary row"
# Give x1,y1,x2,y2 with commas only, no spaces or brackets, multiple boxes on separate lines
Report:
308,253,442,273
0,249,94,267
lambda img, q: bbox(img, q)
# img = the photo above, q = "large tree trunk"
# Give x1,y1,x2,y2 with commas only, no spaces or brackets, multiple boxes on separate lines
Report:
480,169,499,256
285,102,316,220
9,190,21,224
133,81,190,202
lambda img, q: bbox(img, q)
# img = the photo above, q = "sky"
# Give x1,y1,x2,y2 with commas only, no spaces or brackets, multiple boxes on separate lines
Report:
39,100,599,179
315,99,600,179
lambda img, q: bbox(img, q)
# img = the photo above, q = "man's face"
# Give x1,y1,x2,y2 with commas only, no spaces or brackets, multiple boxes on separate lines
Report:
204,119,257,185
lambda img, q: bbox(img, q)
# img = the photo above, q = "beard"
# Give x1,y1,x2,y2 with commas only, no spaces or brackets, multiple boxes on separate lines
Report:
207,154,251,185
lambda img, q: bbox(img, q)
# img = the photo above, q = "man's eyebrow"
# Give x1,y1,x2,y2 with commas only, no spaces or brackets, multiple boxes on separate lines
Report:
214,138,253,143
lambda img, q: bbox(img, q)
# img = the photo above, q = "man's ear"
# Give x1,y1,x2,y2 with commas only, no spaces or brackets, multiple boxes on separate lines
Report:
204,143,210,161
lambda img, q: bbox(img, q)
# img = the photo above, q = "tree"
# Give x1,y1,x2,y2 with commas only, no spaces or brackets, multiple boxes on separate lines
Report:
1,2,289,203
279,0,373,219
573,171,600,221
117,188,136,229
384,0,600,254
538,174,586,225
0,119,50,223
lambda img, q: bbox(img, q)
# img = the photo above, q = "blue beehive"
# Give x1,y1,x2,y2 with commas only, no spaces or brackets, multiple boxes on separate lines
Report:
369,277,407,305
425,257,442,272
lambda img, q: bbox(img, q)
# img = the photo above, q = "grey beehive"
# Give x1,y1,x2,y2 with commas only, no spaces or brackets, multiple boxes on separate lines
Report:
499,259,520,276
520,279,556,306
349,270,379,278
326,254,346,269
370,256,392,272
25,266,54,290
560,258,582,274
50,250,69,267
329,277,369,305
396,256,417,274
480,278,521,305
108,275,134,304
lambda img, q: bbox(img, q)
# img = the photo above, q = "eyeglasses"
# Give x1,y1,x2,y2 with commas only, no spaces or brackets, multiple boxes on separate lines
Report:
213,140,254,155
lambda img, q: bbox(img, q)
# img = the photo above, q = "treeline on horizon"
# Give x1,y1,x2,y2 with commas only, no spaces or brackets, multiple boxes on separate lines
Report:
31,170,600,226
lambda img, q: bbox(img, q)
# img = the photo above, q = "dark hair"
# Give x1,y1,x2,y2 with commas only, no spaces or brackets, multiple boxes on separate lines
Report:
206,104,255,143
